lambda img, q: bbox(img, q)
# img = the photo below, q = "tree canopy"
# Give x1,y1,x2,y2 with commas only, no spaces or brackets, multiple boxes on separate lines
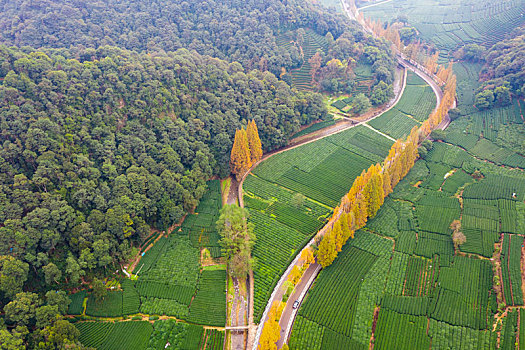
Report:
0,45,327,298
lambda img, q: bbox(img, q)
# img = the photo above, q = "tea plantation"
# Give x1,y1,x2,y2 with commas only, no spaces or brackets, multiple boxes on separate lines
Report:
74,181,227,348
289,53,525,347
360,0,525,60
245,124,395,321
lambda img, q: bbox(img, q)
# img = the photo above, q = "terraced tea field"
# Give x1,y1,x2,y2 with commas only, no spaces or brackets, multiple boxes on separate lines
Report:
77,320,224,350
367,71,433,139
360,0,525,60
75,181,227,346
289,84,525,347
289,29,330,90
245,125,394,321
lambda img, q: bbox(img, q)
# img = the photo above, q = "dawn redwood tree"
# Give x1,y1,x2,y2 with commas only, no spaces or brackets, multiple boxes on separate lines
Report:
246,120,263,164
341,212,355,241
352,192,368,229
332,220,344,252
288,266,301,285
230,129,252,181
259,302,281,350
318,230,337,268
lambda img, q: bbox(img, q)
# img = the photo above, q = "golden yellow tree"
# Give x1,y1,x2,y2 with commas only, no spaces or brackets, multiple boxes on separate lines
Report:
230,128,251,180
259,302,281,350
382,167,393,197
318,230,337,268
352,192,368,229
333,220,344,252
288,266,301,285
299,248,315,269
247,120,263,164
340,211,355,242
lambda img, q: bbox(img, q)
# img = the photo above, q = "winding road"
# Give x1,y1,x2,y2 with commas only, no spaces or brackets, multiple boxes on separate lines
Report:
230,2,453,348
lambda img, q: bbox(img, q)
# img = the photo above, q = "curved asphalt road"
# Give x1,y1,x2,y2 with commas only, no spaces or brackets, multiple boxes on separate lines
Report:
246,3,454,348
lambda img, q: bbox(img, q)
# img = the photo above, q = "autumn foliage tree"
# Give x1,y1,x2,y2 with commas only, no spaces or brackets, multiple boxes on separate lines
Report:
259,301,282,350
317,230,337,268
231,121,263,180
247,120,263,164
230,128,251,180
316,8,458,270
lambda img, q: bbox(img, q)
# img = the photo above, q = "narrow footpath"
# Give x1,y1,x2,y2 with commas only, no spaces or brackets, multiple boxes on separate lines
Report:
227,179,249,350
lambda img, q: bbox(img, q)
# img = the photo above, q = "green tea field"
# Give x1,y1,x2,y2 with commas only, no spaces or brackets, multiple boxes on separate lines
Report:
360,0,525,60
245,124,394,321
367,71,434,139
74,181,227,348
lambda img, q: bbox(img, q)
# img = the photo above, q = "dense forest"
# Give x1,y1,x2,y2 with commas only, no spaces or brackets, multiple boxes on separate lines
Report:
0,0,395,91
0,0,346,71
475,26,525,109
0,45,328,347
0,44,328,276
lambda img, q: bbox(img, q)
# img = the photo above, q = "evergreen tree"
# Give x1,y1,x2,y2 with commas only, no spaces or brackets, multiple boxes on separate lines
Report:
247,120,263,164
230,128,252,180
217,204,256,279
318,231,337,268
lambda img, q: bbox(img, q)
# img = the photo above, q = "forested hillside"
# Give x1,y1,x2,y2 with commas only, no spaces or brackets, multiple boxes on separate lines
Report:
0,0,395,92
0,44,328,276
478,26,525,99
0,0,346,72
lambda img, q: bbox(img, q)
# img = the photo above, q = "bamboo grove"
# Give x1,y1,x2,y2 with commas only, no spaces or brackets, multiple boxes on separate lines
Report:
230,120,263,180
317,12,457,268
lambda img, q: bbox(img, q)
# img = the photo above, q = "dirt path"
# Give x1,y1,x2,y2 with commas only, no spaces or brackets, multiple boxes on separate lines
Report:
227,178,240,206
229,277,248,350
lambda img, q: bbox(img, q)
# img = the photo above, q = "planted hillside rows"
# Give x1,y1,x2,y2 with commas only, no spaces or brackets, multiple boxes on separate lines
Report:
500,234,524,306
68,290,87,315
140,297,189,318
247,126,394,320
136,280,194,305
361,0,524,53
202,329,225,350
86,291,124,317
299,247,376,338
145,320,207,350
188,270,227,326
77,321,153,350
374,310,430,350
